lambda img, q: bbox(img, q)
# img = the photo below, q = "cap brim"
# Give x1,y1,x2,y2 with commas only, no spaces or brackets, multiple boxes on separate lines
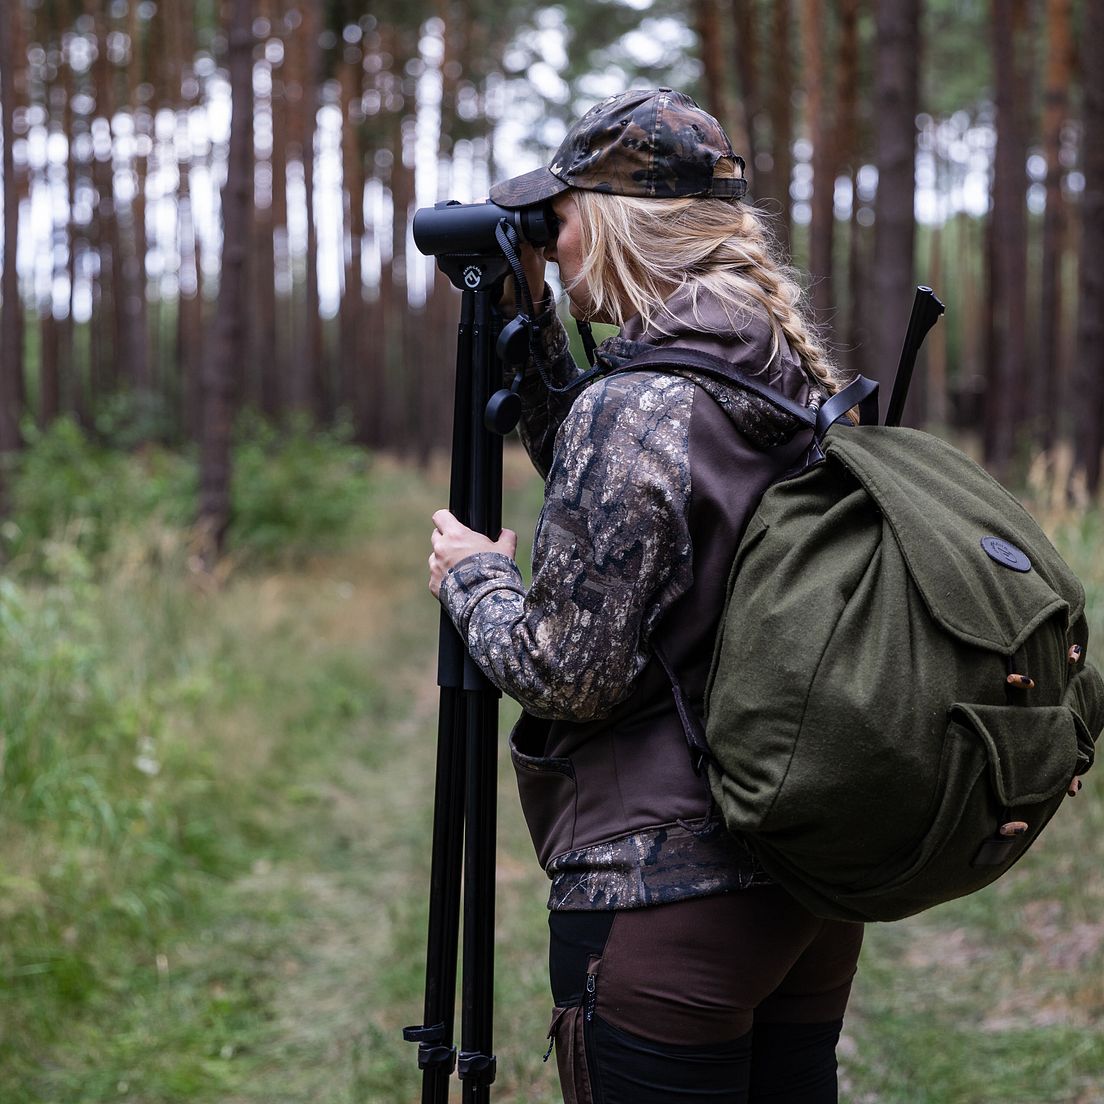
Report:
489,166,570,208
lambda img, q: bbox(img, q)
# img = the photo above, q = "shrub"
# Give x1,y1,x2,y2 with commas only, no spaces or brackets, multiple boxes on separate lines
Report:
1,415,374,573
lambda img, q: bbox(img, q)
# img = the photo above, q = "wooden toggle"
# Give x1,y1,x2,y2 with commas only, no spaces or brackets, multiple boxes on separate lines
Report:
1006,673,1036,690
998,821,1029,837
1068,645,1084,666
1068,776,1083,797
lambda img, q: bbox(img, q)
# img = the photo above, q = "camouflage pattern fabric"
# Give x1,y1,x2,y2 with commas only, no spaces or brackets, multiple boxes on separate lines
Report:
443,366,695,721
547,821,771,911
489,88,748,208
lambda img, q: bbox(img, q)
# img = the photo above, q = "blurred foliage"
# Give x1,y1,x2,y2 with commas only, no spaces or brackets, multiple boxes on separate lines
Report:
228,415,373,565
0,416,373,573
1,418,196,569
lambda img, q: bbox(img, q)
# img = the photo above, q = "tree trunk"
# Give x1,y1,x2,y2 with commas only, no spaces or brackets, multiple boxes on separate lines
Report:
302,0,325,422
1039,0,1071,456
769,0,794,254
836,0,862,378
871,0,920,404
271,18,291,423
1073,0,1104,495
695,0,749,155
986,0,1030,477
802,0,835,321
731,0,759,177
339,36,365,426
199,0,253,560
62,40,88,427
88,2,123,402
0,3,24,476
123,0,151,400
251,2,277,421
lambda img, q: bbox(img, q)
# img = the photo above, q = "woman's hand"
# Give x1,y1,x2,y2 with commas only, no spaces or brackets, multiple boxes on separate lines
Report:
429,509,518,598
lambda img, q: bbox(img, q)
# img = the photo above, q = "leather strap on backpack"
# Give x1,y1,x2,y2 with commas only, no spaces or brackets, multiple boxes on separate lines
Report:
608,346,879,441
814,374,879,438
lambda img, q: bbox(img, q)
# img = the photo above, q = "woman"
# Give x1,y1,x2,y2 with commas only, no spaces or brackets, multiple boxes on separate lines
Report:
429,88,864,1104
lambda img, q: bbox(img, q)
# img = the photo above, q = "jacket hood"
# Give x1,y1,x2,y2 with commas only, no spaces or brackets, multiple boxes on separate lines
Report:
592,285,823,449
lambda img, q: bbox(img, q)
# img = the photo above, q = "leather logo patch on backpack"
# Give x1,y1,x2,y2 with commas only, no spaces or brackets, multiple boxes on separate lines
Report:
981,536,1033,573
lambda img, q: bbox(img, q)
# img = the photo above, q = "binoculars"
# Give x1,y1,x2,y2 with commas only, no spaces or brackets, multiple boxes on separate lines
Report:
413,198,558,258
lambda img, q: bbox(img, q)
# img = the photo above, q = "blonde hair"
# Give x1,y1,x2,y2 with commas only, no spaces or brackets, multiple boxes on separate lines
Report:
568,187,848,400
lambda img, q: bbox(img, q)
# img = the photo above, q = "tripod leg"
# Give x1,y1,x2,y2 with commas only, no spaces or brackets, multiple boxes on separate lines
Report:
408,285,505,1102
404,292,478,1101
457,288,502,1103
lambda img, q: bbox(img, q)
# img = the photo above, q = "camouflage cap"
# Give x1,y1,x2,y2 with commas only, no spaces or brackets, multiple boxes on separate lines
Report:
490,88,747,208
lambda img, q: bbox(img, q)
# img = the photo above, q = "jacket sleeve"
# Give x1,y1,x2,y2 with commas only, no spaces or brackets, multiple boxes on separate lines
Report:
439,372,695,722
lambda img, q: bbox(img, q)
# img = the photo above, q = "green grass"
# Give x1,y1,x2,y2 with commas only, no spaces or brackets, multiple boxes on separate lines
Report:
1,440,1103,1102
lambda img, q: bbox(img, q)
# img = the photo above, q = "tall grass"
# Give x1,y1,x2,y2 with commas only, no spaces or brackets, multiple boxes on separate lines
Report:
0,427,1102,1102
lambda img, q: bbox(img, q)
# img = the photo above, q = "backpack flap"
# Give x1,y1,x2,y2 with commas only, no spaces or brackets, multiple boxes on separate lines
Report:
824,426,1084,654
949,703,1087,807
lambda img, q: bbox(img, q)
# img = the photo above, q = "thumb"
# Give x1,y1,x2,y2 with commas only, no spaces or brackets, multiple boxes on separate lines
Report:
497,528,518,559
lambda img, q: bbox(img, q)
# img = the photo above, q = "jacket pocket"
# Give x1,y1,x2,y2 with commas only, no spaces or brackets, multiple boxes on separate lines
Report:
510,711,578,867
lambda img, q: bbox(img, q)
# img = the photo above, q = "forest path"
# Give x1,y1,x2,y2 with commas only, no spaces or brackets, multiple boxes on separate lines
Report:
203,451,559,1104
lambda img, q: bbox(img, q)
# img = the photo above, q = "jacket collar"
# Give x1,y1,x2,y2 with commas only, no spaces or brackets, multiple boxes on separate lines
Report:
590,285,824,449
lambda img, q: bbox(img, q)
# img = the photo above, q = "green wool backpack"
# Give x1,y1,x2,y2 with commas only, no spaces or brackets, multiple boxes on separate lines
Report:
626,345,1104,925
704,424,1104,923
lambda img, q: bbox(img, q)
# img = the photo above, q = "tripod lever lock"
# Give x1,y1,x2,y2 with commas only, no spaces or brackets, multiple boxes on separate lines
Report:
458,1049,498,1086
402,1023,458,1074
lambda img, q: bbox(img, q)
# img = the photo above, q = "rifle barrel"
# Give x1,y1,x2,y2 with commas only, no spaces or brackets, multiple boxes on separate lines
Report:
884,286,946,428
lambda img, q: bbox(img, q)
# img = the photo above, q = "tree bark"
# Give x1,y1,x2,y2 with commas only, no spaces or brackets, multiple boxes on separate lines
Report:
1074,0,1104,495
769,0,794,253
123,0,151,400
986,0,1030,476
695,0,749,155
270,15,291,423
1039,0,1072,455
199,0,253,560
836,0,862,379
802,0,835,321
0,2,24,474
302,0,325,422
251,1,278,420
339,34,365,428
88,2,123,401
175,3,204,444
731,0,759,176
871,0,920,402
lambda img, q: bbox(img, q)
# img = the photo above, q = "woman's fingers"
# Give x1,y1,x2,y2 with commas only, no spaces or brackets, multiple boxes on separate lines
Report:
429,513,518,599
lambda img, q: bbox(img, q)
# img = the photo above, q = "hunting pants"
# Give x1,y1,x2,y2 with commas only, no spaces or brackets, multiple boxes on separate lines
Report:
546,887,864,1103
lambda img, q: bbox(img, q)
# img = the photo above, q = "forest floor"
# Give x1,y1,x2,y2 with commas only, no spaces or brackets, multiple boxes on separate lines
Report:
2,446,1104,1103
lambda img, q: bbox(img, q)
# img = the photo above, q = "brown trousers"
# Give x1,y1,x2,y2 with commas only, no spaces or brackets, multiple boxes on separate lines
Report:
547,887,864,1103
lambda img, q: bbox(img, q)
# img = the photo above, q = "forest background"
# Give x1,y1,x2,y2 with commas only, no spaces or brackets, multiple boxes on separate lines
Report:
1,0,1104,1102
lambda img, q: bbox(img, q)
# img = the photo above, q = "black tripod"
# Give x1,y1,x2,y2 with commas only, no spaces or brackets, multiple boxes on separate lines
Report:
403,252,512,1104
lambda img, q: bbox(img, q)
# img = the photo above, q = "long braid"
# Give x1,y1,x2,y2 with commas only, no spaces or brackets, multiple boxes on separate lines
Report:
571,190,851,400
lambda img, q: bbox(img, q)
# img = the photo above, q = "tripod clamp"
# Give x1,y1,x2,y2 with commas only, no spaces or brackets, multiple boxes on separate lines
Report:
458,1049,498,1086
402,1023,458,1074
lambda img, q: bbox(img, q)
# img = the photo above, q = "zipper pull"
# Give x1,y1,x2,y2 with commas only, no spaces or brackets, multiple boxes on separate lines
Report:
584,972,598,1022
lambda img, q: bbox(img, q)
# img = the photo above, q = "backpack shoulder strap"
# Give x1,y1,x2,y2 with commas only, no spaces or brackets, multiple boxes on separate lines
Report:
609,346,880,440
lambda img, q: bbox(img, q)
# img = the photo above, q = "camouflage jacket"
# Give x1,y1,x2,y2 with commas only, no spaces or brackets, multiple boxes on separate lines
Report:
439,285,825,909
